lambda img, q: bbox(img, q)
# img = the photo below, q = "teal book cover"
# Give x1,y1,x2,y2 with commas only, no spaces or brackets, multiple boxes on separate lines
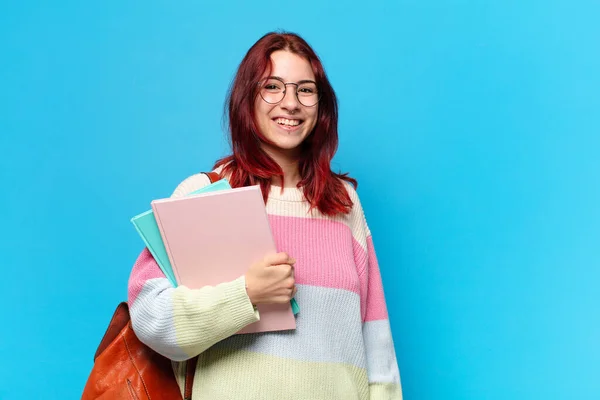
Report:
131,179,232,286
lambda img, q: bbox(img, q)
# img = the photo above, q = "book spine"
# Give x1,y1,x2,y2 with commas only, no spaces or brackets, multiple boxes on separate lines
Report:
151,202,182,285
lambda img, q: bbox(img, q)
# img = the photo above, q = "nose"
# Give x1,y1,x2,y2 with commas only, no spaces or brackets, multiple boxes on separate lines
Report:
280,84,300,112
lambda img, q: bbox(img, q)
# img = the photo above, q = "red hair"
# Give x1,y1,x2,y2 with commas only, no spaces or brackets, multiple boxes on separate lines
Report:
214,31,357,216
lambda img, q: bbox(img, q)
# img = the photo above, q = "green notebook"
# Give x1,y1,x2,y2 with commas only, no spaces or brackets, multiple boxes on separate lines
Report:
131,179,232,286
131,179,299,315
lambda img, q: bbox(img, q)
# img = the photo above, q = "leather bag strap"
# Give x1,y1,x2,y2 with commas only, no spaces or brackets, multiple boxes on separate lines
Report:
205,171,220,183
183,358,197,400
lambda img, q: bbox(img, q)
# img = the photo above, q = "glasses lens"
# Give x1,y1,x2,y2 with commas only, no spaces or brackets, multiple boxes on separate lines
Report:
259,78,285,104
258,78,321,107
297,82,319,107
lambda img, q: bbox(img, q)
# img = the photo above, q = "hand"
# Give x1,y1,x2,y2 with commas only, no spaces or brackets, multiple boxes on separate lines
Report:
245,252,297,305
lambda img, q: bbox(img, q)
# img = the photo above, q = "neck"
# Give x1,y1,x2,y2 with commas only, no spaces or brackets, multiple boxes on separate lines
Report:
261,144,302,188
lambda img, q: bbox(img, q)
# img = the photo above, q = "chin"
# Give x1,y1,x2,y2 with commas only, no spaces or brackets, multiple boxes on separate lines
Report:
264,134,306,153
271,140,305,151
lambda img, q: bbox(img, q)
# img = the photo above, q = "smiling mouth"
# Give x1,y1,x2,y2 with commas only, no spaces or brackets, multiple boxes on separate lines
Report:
273,117,304,127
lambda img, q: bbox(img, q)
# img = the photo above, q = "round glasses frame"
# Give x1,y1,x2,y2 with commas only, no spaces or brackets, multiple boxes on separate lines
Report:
257,77,321,107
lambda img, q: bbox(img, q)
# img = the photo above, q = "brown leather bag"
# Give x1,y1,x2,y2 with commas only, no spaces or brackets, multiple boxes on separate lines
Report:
81,172,221,400
81,302,197,400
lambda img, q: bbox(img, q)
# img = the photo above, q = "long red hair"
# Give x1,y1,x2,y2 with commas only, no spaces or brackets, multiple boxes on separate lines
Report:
214,31,356,216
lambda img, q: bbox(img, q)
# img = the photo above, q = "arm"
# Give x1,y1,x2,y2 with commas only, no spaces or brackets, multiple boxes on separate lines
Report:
128,249,259,361
127,173,259,361
346,182,403,399
359,234,403,400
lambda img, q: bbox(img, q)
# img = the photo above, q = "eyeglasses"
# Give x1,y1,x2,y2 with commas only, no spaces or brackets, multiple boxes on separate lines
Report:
258,77,320,107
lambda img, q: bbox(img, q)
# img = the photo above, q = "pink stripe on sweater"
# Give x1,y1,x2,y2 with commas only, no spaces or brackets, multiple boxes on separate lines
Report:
128,248,167,305
355,238,369,319
361,236,389,322
269,215,361,294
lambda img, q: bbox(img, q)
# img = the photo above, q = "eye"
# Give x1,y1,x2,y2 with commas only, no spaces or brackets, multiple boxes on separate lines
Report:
297,84,318,96
262,79,284,92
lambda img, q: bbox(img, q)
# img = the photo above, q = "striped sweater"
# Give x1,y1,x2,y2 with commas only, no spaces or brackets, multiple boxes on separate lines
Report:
128,172,403,400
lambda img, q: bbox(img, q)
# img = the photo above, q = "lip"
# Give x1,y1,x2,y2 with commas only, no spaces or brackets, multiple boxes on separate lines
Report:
271,116,304,132
272,115,303,121
272,119,302,132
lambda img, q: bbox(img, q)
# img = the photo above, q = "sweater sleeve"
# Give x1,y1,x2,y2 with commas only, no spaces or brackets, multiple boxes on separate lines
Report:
127,173,260,361
351,198,402,400
360,234,403,399
346,182,403,399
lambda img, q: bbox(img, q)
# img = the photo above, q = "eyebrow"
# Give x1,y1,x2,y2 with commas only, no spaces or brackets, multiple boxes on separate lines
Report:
268,75,317,85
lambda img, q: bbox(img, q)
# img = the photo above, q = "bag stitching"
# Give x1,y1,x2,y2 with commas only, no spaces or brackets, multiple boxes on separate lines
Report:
126,379,141,400
122,333,152,400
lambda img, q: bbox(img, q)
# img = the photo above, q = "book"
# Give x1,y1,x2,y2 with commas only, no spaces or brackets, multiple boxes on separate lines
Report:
130,179,232,286
151,185,296,334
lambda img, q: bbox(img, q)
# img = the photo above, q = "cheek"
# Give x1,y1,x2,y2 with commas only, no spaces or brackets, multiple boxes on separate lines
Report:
307,108,319,131
254,98,265,119
254,101,272,129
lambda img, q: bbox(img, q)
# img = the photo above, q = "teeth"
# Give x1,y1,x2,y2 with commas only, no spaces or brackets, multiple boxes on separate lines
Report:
275,118,300,126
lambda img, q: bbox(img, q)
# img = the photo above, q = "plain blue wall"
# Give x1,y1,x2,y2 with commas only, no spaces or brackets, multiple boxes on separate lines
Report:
1,1,599,399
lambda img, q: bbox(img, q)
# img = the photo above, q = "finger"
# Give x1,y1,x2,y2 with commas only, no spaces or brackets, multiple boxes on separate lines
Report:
285,282,296,297
264,252,289,265
273,264,294,277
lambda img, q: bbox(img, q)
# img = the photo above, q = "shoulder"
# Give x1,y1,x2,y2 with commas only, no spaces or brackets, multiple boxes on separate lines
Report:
170,172,211,198
337,178,365,216
170,165,228,198
340,179,361,207
338,179,372,237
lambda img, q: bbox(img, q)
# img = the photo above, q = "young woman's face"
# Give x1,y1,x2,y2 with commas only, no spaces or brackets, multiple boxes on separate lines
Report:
254,50,319,156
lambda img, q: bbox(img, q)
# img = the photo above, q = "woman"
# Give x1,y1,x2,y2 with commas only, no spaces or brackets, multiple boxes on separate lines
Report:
128,31,402,400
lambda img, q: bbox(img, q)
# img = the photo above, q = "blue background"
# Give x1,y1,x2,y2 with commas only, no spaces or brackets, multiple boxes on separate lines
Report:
1,1,599,399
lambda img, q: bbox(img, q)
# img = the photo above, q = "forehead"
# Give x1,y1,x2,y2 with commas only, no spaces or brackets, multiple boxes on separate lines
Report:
268,50,315,81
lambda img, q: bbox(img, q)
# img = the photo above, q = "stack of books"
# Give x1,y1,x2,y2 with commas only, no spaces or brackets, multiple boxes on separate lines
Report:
130,178,298,334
